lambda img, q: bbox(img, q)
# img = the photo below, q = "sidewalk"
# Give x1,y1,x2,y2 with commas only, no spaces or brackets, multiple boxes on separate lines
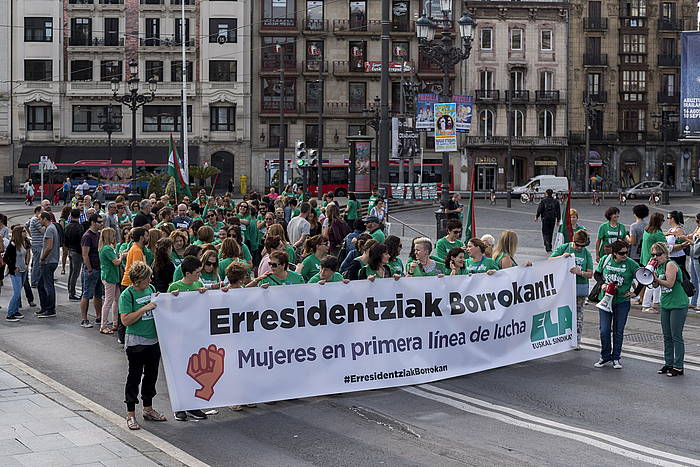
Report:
0,352,193,467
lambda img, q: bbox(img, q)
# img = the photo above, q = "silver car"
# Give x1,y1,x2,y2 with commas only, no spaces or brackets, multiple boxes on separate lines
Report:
624,181,664,198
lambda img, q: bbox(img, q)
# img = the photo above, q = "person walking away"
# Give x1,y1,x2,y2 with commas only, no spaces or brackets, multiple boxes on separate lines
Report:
3,226,31,321
688,213,700,312
25,181,35,206
99,227,124,334
535,189,560,253
444,192,463,220
36,212,60,318
26,206,44,287
549,230,594,349
665,211,691,285
593,240,639,369
626,204,649,305
650,242,688,377
80,214,104,328
120,262,167,430
104,202,121,243
64,209,85,301
287,202,311,255
62,178,71,205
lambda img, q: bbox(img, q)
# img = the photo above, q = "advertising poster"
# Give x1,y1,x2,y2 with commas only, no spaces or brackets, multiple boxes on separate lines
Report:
434,103,457,152
355,141,371,192
454,95,473,132
681,32,700,138
416,94,438,130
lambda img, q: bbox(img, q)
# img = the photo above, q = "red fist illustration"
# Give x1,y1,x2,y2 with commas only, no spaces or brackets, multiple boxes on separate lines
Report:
187,345,225,401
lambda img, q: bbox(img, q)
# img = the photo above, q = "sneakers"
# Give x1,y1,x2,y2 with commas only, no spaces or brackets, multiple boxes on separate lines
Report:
68,295,81,302
14,312,24,319
5,314,20,322
95,318,101,325
28,302,36,307
80,320,93,328
593,359,611,368
174,410,208,421
174,411,188,421
37,311,56,318
613,359,623,369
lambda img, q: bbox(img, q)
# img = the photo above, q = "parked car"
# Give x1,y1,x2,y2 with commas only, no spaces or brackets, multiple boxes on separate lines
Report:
623,181,664,198
512,175,569,196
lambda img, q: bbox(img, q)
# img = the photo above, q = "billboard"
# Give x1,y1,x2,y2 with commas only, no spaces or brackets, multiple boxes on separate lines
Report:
416,93,438,130
681,32,700,138
434,103,457,152
454,95,473,132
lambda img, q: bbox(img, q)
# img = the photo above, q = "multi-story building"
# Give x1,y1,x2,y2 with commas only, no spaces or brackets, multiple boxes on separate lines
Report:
463,0,569,192
0,0,10,185
568,0,698,191
10,0,250,192
249,0,467,192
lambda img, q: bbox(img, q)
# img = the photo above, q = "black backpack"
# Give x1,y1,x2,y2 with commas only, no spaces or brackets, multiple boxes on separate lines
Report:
53,222,65,247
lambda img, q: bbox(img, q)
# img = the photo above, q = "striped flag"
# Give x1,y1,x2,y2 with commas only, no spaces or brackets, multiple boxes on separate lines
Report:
167,134,191,197
464,166,476,241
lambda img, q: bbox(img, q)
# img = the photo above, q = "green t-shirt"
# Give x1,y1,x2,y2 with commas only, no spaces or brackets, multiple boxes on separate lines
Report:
387,257,404,276
170,250,183,266
99,245,120,284
551,242,593,285
346,199,359,220
408,260,444,277
307,272,344,283
435,237,464,261
119,285,157,339
369,228,385,243
595,255,639,304
494,252,518,268
144,247,154,266
557,224,586,235
172,264,183,282
259,271,305,286
284,244,296,264
299,254,324,281
640,230,667,266
118,214,130,225
118,241,132,268
464,256,500,274
655,262,688,309
242,243,253,262
368,195,379,212
292,208,301,218
597,222,627,257
200,271,220,287
167,280,204,293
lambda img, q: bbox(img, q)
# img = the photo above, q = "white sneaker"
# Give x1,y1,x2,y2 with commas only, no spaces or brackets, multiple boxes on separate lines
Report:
80,320,93,328
613,359,622,369
594,359,611,368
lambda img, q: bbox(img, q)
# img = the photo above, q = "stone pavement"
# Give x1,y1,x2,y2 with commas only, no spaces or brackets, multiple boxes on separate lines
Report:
0,355,190,467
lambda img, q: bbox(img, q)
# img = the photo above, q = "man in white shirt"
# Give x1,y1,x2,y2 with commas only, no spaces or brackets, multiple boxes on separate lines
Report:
287,202,311,250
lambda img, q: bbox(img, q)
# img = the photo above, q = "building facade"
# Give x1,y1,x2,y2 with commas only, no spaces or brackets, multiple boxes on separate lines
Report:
10,0,250,192
0,0,10,187
568,0,698,191
249,0,470,192
463,0,570,192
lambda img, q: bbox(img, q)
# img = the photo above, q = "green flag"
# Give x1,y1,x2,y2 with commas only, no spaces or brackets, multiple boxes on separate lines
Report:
167,134,191,197
464,166,476,241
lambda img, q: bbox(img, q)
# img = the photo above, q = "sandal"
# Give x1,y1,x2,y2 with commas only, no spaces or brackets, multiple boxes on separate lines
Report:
142,408,167,421
99,328,114,335
245,404,257,408
126,415,141,430
666,368,684,377
229,405,243,411
657,365,671,374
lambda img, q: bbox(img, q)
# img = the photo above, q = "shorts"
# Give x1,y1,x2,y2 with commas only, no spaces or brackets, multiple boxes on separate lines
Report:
81,268,104,300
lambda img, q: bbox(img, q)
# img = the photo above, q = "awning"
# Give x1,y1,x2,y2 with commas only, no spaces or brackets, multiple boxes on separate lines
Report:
19,145,200,168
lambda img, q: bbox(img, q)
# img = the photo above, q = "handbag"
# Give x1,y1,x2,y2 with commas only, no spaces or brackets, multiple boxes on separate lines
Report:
691,236,700,259
588,255,612,303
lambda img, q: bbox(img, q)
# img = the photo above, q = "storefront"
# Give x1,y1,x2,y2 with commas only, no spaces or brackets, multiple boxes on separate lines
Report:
619,150,641,189
534,158,557,176
474,156,497,191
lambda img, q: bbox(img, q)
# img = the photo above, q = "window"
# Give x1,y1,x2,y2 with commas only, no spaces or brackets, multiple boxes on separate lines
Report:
622,0,646,17
263,0,296,27
306,0,324,30
269,124,288,148
661,37,676,56
348,124,367,136
661,2,676,20
172,61,193,82
305,124,319,148
26,106,53,131
146,61,164,82
210,106,236,131
209,60,237,81
145,18,160,46
392,41,409,61
306,40,324,71
24,60,52,81
391,0,409,32
539,71,554,91
540,30,552,51
262,78,296,111
479,70,494,90
510,109,525,137
510,29,523,50
622,34,646,64
662,74,676,96
101,60,122,81
538,110,554,137
479,109,494,137
262,37,296,69
143,106,192,132
589,1,602,18
349,1,367,31
71,60,93,81
72,105,122,132
480,28,492,50
421,0,452,20
349,41,367,72
305,81,323,113
622,109,645,132
24,18,53,42
104,18,119,46
348,82,367,113
209,18,237,43
175,18,191,45
509,70,524,91
70,18,92,46
587,72,601,95
621,70,646,101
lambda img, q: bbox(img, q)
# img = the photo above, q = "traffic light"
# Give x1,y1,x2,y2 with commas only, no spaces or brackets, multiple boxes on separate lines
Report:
295,141,307,167
308,149,318,167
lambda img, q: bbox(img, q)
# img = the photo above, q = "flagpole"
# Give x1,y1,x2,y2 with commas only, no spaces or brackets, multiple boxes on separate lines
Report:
181,0,189,184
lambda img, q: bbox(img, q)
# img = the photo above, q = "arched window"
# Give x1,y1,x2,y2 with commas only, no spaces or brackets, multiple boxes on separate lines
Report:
479,109,495,137
510,109,525,136
538,110,554,137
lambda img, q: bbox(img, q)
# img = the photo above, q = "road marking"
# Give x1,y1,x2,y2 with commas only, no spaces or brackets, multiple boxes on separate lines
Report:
580,337,700,369
404,384,700,466
624,313,700,331
0,349,207,467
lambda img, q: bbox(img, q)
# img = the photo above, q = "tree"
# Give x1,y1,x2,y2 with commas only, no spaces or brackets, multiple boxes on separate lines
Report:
188,165,221,187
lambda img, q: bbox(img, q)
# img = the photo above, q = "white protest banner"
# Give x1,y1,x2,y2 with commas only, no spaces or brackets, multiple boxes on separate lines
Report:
152,257,576,412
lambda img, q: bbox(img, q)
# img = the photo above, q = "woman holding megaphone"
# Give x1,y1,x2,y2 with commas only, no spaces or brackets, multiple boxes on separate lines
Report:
649,241,688,377
593,240,639,369
639,213,667,313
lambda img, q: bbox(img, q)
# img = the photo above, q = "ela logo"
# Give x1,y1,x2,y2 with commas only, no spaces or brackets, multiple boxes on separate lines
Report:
530,306,573,342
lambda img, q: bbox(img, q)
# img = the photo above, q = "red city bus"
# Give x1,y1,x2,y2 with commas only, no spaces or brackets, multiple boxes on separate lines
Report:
306,162,454,197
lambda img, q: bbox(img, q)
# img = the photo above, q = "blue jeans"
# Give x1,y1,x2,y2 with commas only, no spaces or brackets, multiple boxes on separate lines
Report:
690,257,700,307
37,263,58,314
598,300,631,361
7,272,26,317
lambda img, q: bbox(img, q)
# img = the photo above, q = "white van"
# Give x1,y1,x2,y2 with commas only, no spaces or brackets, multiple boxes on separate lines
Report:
512,175,569,195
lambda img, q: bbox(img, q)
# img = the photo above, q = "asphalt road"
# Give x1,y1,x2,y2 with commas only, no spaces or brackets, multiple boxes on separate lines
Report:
1,200,700,466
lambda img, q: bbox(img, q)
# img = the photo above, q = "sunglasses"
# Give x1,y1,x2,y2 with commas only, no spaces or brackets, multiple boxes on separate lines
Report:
205,262,216,267
208,215,216,218
651,252,664,257
615,250,629,255
574,242,589,247
239,206,248,210
451,230,462,235
269,262,280,268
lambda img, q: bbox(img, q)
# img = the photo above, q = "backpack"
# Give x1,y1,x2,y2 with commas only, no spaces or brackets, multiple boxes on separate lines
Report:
52,222,65,247
542,199,558,219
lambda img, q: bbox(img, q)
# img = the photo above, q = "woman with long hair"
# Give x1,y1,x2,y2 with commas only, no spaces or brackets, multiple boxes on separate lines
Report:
169,230,188,266
151,237,175,293
323,203,351,255
267,223,295,265
296,235,330,282
688,213,700,311
492,230,531,269
445,247,468,276
344,192,360,223
59,205,72,274
254,251,305,287
641,213,667,313
666,210,691,284
3,226,31,321
384,235,404,275
307,209,322,237
257,235,284,277
218,238,250,278
198,250,221,288
98,227,124,333
345,237,377,280
359,243,399,280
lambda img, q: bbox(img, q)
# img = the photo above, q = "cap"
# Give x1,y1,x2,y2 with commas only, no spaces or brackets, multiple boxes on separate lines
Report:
363,216,380,224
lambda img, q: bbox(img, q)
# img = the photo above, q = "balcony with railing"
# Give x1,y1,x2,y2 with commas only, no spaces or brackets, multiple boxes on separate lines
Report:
583,17,608,30
260,98,298,115
619,130,646,142
535,90,559,103
261,17,297,30
584,91,608,103
619,17,647,29
260,60,299,74
464,136,568,147
332,61,369,76
302,19,329,34
657,91,680,104
583,53,608,66
475,89,499,102
140,0,165,8
139,37,195,48
69,36,125,48
658,54,680,67
297,102,356,116
170,0,195,5
390,21,415,35
505,90,529,103
333,19,382,35
302,60,329,75
657,18,683,31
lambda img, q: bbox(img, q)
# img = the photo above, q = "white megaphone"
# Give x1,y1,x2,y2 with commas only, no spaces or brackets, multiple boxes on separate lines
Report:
596,282,618,313
634,258,658,287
